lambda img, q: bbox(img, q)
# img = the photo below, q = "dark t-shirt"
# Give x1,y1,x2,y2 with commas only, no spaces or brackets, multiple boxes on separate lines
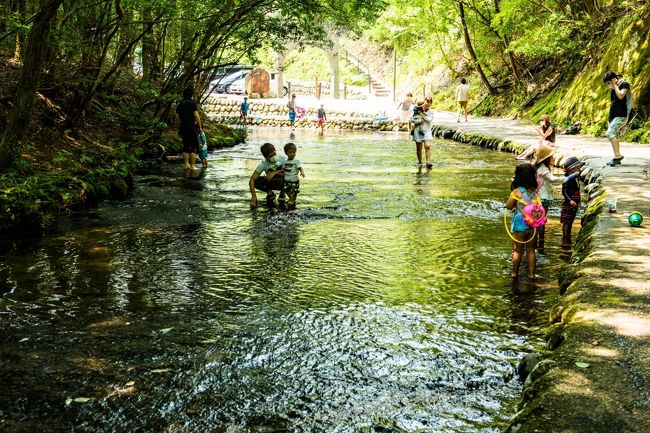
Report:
176,98,198,129
562,174,580,202
542,124,556,143
609,81,630,121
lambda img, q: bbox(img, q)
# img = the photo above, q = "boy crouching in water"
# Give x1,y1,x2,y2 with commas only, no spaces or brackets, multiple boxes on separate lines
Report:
249,142,285,208
282,142,304,210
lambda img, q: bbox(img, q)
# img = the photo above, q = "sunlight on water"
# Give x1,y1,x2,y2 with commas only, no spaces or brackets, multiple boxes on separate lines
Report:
0,129,566,432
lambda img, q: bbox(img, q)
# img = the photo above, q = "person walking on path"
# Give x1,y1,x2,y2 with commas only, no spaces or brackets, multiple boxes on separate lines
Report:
455,78,470,123
397,92,414,122
240,97,250,124
603,71,633,166
176,88,203,171
287,93,297,130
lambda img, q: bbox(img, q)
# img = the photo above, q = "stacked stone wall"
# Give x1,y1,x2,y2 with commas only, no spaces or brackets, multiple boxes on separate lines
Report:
203,97,410,131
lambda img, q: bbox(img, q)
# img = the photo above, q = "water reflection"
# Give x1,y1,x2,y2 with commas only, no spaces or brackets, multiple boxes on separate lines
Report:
0,129,565,432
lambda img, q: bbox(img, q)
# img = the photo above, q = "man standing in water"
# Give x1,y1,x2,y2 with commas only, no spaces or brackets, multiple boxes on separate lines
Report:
287,93,297,130
176,88,203,170
603,71,632,167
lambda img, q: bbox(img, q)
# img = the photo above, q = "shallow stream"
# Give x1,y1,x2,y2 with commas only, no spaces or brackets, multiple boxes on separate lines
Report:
0,130,565,432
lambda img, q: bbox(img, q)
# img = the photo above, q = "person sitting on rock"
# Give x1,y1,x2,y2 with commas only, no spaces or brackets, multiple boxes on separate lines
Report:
516,114,556,160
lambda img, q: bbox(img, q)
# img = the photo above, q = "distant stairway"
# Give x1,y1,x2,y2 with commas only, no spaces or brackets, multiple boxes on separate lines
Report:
342,51,392,99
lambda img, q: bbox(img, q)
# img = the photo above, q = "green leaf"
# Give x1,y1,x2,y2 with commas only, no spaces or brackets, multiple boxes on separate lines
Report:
150,368,173,374
575,362,590,368
72,397,93,403
159,327,173,334
19,337,30,343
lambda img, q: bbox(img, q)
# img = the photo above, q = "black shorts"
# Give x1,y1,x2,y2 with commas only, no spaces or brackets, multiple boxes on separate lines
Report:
284,180,300,196
179,126,199,154
254,175,284,193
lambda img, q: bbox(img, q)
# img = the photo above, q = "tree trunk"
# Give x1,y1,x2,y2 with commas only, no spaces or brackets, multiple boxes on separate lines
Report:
459,0,495,95
141,7,158,82
116,0,135,72
11,0,26,59
0,0,64,168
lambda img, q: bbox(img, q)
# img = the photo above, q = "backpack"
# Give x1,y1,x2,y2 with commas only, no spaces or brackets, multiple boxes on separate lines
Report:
511,190,547,228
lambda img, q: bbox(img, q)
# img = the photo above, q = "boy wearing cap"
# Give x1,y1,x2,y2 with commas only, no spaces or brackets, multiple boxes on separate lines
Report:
561,157,584,244
603,71,632,166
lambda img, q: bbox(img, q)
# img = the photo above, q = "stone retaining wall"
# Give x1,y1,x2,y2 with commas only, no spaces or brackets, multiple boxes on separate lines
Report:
285,81,368,100
204,97,409,131
425,125,609,433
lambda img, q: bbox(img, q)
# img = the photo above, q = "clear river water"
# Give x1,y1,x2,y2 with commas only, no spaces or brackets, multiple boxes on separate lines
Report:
0,129,566,433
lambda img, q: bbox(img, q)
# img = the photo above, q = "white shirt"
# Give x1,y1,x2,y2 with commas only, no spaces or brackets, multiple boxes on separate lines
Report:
536,165,561,201
456,84,470,102
283,158,302,182
255,157,283,175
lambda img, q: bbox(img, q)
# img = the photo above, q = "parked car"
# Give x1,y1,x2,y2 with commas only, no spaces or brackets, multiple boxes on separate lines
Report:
213,65,253,79
228,77,247,95
214,70,249,93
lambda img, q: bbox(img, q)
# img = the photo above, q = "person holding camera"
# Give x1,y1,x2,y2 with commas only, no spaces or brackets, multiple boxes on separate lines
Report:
603,71,633,167
410,100,434,168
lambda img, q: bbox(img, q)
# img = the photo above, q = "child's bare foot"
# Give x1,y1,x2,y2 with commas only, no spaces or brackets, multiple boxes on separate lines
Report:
511,272,519,279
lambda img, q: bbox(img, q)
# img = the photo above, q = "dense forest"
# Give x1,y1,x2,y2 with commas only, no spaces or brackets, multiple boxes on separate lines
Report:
0,0,384,167
367,0,649,138
0,0,649,233
0,0,383,231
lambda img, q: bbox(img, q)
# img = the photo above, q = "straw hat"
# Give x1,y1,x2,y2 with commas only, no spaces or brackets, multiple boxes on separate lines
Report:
533,143,555,165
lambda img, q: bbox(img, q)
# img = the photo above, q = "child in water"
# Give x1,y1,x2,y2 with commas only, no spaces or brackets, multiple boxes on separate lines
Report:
282,142,305,210
533,143,562,253
317,104,327,136
506,163,540,279
561,156,584,245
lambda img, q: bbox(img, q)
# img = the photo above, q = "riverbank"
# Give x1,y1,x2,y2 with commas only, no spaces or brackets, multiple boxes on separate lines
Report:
429,112,650,433
0,119,245,236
